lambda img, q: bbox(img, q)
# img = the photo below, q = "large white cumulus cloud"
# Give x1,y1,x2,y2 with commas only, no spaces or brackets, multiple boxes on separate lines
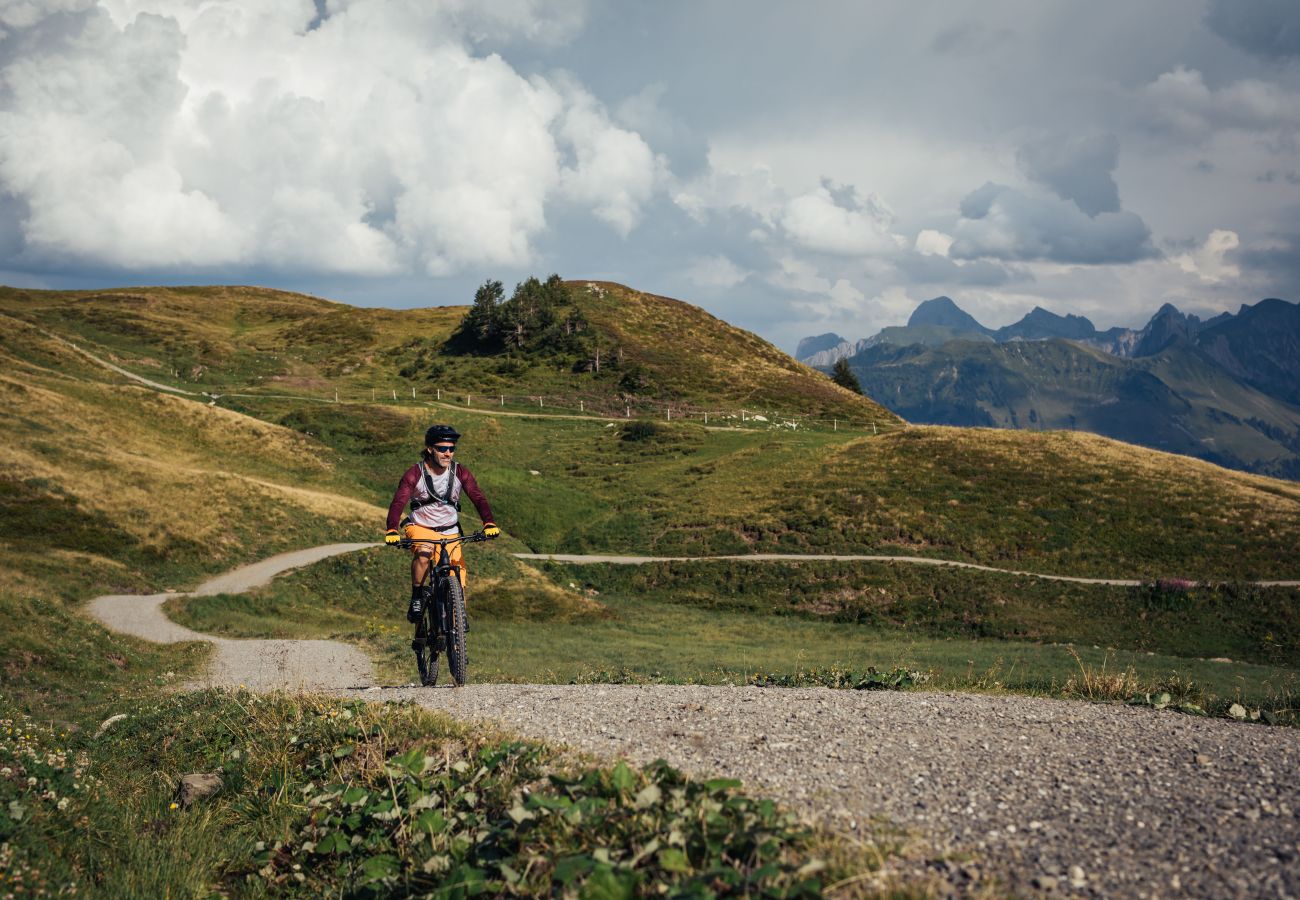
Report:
0,0,655,274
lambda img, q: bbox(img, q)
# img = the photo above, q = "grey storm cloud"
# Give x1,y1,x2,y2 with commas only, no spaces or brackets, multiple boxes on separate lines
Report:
1205,0,1300,60
1230,230,1300,295
895,251,1021,288
1016,134,1121,217
951,182,1155,265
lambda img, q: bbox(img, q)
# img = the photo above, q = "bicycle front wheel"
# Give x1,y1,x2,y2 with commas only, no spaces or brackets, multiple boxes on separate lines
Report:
444,576,468,687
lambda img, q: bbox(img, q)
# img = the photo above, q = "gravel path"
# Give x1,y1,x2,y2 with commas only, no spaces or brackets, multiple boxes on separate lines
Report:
368,682,1300,898
88,544,375,691
87,544,1300,897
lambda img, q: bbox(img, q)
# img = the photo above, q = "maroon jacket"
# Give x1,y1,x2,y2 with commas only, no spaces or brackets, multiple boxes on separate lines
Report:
385,462,495,531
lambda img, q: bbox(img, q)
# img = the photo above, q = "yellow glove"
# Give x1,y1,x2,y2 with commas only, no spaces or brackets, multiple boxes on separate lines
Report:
384,529,401,545
483,524,501,539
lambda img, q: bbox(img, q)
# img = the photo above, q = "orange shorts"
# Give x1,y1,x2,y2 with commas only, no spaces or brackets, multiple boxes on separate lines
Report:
403,524,467,588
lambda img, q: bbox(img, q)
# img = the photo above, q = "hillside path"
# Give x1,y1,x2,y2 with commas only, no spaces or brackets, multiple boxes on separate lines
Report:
87,544,375,690
515,552,1300,587
86,543,1300,898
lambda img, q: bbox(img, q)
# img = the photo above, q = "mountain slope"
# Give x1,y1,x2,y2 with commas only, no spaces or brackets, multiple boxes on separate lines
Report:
0,282,896,425
5,280,1299,579
1197,298,1300,406
841,337,1300,477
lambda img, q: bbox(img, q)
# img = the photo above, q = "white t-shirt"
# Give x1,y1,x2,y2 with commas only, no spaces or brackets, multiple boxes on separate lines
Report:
410,463,460,532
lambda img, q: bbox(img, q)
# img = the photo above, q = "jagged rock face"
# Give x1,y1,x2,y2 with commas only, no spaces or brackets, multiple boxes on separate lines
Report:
1132,304,1203,357
802,339,867,367
795,332,847,360
1086,327,1142,357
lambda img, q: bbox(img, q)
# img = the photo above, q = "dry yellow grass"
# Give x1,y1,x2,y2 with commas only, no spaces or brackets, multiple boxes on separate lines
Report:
1,325,380,583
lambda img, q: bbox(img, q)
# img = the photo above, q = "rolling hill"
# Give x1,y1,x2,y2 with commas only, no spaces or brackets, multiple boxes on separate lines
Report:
0,281,896,427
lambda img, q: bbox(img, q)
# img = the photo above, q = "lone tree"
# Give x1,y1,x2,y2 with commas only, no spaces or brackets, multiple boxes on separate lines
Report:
830,358,862,394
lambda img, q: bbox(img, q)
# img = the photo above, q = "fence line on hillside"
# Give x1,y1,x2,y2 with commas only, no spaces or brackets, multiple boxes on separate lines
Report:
204,383,901,435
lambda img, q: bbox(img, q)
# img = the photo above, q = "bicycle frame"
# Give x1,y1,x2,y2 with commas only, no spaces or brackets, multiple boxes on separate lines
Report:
395,530,488,686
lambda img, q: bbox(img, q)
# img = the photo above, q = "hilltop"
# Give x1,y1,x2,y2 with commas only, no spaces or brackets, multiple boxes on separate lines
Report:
0,281,895,427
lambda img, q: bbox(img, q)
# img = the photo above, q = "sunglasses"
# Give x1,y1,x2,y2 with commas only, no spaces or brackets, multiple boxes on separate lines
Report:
430,445,456,453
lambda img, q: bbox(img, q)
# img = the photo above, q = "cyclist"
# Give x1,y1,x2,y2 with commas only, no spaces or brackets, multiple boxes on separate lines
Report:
384,424,500,624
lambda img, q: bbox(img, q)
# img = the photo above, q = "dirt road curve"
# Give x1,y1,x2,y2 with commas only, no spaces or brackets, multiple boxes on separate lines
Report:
88,544,375,691
87,544,1300,898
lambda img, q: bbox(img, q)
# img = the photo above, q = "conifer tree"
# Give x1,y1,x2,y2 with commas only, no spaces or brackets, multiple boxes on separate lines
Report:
831,358,862,394
465,279,504,343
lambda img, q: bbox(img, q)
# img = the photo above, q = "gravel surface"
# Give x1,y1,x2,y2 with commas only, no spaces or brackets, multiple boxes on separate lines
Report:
87,543,375,691
362,682,1300,898
87,544,1300,897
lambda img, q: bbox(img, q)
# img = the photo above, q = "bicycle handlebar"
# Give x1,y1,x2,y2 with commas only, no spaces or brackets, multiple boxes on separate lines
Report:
392,530,494,550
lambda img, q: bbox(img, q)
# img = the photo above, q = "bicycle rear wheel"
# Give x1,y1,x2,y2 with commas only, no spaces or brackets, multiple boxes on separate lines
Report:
444,576,468,687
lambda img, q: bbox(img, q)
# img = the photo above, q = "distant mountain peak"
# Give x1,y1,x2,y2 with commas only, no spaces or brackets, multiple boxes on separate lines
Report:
996,306,1096,341
795,332,847,360
908,296,988,333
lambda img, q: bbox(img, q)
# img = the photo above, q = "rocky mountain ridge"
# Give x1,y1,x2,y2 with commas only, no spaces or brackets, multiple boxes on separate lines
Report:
800,295,1300,479
800,296,1285,367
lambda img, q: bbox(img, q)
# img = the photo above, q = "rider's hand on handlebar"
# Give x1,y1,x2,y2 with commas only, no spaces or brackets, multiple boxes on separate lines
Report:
384,529,401,545
483,524,501,539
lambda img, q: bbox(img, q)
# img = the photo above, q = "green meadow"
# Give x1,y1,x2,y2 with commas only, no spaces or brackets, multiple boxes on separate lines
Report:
3,282,1299,895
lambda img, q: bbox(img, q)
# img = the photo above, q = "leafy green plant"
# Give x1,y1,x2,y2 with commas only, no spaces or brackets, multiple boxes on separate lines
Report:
749,665,929,690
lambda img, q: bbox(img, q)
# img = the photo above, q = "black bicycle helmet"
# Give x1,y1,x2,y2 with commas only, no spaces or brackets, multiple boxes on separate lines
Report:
424,424,461,445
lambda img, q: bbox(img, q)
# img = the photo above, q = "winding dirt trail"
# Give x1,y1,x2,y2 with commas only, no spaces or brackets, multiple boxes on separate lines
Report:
88,544,375,690
85,543,1300,898
517,552,1300,587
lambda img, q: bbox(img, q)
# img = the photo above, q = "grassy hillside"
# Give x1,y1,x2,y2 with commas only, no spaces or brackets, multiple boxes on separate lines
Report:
2,279,1299,893
0,282,894,427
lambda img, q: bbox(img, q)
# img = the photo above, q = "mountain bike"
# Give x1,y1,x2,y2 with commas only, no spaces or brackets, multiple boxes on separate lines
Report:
395,531,491,687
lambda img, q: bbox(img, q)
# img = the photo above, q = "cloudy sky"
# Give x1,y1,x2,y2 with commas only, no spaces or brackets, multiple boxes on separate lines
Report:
2,0,1298,351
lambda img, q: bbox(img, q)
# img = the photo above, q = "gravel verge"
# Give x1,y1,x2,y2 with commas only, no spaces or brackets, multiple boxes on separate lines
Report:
361,682,1300,898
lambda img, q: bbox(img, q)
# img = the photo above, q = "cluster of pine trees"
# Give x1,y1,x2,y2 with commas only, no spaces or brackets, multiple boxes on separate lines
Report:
454,275,591,357
449,275,649,392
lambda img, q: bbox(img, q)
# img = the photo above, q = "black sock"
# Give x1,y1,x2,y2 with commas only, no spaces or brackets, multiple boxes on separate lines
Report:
411,586,421,601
